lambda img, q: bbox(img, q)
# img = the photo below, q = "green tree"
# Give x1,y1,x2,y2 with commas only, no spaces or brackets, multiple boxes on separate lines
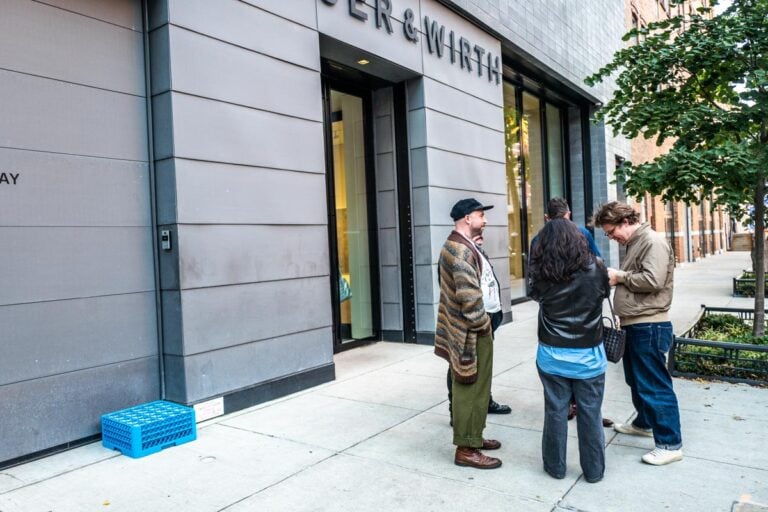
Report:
586,0,768,336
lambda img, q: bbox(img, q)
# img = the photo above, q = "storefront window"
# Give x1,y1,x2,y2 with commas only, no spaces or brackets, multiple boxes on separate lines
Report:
503,83,525,300
504,83,571,301
523,92,545,254
546,103,565,199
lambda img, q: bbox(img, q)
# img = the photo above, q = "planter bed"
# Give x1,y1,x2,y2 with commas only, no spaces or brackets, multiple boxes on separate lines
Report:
669,306,768,386
732,270,768,297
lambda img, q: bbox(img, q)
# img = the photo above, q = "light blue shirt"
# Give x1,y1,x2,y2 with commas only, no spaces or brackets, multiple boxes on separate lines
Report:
536,343,607,379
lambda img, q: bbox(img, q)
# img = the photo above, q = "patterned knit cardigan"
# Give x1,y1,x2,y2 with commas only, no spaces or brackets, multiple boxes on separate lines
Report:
434,232,492,383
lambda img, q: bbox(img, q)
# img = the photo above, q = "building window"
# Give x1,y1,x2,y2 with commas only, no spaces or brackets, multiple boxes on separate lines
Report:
522,91,545,251
546,103,565,199
503,82,525,300
503,80,569,301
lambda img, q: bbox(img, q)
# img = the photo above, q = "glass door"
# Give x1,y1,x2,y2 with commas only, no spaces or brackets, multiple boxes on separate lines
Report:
504,81,569,302
503,82,526,300
324,85,379,351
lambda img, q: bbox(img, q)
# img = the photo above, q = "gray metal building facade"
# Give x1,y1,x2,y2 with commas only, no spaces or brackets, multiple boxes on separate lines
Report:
0,0,628,466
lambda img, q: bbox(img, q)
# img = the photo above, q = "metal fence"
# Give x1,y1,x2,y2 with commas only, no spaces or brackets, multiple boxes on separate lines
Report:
669,305,768,386
732,271,768,297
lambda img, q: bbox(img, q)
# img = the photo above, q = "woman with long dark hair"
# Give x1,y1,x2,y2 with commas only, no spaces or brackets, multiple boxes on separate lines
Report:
528,218,611,483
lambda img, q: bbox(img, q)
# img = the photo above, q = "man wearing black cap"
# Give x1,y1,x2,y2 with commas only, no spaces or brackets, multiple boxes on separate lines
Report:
435,198,502,469
446,232,511,424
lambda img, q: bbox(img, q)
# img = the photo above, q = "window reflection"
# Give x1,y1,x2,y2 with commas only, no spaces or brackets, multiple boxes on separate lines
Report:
331,90,373,342
503,83,526,300
546,103,565,198
523,92,545,260
504,86,566,302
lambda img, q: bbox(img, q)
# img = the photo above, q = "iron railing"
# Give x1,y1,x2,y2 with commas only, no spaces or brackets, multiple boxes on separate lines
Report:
669,305,768,386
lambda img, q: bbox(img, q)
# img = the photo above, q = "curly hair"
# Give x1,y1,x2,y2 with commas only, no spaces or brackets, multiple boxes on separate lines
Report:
593,201,640,227
529,219,594,283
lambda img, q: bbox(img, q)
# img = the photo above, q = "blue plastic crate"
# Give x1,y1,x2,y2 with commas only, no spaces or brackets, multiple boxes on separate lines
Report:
101,400,196,458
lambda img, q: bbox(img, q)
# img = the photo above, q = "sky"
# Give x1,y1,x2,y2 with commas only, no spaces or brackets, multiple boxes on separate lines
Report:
713,0,733,16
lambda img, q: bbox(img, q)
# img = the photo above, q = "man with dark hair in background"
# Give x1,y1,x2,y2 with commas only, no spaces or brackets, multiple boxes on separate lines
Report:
540,197,601,256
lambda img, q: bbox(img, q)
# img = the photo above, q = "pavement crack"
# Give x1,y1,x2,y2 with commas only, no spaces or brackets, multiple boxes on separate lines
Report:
215,452,340,512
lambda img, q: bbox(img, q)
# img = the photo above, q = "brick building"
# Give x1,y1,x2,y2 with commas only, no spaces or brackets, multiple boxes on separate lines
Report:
623,0,730,263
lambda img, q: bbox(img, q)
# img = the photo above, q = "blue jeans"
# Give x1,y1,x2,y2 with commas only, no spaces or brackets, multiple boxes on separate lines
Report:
622,322,682,449
537,366,605,482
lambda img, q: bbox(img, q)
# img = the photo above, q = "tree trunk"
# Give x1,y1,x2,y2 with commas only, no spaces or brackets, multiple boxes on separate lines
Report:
753,173,765,337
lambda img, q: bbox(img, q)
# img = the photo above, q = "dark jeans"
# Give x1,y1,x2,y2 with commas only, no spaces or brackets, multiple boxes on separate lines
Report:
623,322,682,450
537,366,605,482
447,311,503,408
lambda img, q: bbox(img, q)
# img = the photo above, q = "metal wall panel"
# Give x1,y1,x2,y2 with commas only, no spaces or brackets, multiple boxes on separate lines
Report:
241,0,318,29
421,77,503,131
414,147,506,194
164,327,333,403
405,0,507,335
0,0,144,95
372,87,404,338
171,161,328,225
0,358,159,463
176,225,329,289
0,70,147,160
0,227,155,305
151,0,333,407
166,26,322,121
169,93,324,173
168,0,320,69
419,109,505,163
170,277,332,356
378,228,400,266
0,293,157,385
33,0,143,29
0,0,158,465
0,149,150,227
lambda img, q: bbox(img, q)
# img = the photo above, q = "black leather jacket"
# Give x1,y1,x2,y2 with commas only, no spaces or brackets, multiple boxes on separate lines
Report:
528,262,610,348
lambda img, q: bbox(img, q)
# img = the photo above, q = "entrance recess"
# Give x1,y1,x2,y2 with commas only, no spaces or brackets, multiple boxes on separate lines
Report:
323,84,380,352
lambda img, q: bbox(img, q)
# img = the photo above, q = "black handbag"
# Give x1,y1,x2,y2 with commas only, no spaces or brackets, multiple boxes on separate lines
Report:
602,297,626,363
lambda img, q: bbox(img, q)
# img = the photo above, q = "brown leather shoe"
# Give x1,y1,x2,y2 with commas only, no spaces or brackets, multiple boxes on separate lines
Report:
454,447,502,469
602,418,614,428
482,439,501,450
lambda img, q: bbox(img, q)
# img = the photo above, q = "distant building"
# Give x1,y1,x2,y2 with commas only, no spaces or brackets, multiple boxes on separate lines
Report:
621,0,730,263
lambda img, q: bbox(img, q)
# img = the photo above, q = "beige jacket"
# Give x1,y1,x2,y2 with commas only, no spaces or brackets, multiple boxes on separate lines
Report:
612,223,674,325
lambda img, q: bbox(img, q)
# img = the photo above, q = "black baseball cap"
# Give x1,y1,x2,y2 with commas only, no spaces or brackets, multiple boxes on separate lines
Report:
450,198,494,221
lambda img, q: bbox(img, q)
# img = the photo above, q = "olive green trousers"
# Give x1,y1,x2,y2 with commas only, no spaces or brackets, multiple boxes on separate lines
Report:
451,333,493,448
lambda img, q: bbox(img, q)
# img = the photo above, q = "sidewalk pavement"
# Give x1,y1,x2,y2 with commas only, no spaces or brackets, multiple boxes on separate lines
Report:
1,251,767,512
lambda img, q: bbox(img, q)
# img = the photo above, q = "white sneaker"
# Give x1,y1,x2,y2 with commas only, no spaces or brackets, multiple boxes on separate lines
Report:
614,422,653,437
641,448,683,466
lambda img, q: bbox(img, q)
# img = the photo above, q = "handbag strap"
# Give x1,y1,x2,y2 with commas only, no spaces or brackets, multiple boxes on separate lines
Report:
606,294,620,325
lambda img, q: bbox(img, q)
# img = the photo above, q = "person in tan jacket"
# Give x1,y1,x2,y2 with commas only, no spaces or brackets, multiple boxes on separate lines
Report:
594,201,682,466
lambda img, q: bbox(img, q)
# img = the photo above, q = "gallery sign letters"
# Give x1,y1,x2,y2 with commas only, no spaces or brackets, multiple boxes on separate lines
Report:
321,0,500,85
0,172,20,185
